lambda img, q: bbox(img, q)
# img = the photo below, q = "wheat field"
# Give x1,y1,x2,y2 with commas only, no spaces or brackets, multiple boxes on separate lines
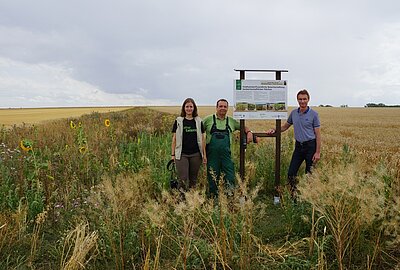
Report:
0,106,133,126
3,105,399,159
152,106,400,160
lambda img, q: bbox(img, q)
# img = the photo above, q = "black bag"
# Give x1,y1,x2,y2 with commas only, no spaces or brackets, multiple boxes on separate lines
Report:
167,159,178,189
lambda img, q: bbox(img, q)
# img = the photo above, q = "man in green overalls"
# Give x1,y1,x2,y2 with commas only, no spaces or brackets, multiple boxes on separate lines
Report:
203,99,255,197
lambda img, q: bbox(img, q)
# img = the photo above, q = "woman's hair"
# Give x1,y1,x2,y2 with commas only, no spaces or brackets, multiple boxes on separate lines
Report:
180,98,198,117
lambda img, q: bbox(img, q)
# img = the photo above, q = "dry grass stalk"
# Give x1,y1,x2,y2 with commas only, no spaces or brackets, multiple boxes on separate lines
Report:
29,208,48,266
251,234,308,264
314,226,328,270
143,245,151,270
15,202,28,239
299,163,386,270
0,218,15,255
60,222,98,270
89,170,154,269
383,196,400,248
142,232,163,270
0,203,27,255
308,206,329,270
141,173,265,269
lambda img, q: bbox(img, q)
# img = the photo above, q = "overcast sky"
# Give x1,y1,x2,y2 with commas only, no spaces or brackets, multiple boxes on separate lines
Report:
1,0,400,108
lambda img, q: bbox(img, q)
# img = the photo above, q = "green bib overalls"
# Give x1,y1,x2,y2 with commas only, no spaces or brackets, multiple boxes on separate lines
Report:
206,115,235,196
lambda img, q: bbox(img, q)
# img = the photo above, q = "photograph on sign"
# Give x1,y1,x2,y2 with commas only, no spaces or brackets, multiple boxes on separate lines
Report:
233,80,288,120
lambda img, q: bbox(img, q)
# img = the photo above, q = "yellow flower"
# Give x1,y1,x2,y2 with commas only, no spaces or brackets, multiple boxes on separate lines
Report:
104,119,110,127
78,122,82,128
20,140,32,152
79,146,87,154
70,120,76,129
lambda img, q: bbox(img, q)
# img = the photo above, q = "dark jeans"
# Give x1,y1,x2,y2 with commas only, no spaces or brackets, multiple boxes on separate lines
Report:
287,139,316,192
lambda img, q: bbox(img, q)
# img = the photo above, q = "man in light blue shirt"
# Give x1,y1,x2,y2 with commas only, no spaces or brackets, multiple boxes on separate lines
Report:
267,89,321,197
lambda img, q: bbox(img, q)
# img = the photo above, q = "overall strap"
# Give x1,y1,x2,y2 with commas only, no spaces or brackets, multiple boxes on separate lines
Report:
211,115,217,134
211,114,232,134
225,117,232,133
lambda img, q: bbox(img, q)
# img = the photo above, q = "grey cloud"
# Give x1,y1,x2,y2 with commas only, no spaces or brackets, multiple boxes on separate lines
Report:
1,0,400,107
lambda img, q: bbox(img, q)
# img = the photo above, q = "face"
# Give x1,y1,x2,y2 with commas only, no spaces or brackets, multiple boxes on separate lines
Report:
184,102,194,116
216,100,228,118
297,94,309,109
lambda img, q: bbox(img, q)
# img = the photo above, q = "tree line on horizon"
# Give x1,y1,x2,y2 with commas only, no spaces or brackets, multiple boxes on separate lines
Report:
364,102,400,107
317,103,400,108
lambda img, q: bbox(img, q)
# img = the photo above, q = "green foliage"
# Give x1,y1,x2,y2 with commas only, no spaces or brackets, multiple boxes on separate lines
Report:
276,256,313,270
280,190,312,238
1,107,399,269
365,102,400,107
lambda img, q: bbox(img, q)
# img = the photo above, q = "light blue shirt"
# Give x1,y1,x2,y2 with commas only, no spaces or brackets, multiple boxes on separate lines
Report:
287,107,320,143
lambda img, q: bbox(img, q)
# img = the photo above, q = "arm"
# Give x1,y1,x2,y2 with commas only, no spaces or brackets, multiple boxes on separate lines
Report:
266,122,291,134
244,126,254,143
171,133,176,161
312,127,321,163
232,118,253,144
201,132,207,164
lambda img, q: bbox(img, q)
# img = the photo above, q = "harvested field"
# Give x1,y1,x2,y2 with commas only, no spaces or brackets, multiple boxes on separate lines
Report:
0,106,133,126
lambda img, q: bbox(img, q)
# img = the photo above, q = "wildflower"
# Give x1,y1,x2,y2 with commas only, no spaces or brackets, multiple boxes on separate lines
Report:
20,139,33,152
70,120,76,129
79,146,87,154
78,122,82,128
104,119,111,127
54,203,64,208
35,210,48,224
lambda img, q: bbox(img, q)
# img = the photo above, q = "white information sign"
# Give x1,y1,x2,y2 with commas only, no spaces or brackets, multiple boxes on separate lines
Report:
233,80,288,120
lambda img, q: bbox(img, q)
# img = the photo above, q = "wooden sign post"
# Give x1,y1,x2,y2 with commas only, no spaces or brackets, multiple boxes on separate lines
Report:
234,69,288,203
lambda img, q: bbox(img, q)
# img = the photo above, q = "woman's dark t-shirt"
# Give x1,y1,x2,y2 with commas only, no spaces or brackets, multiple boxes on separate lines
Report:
172,118,205,155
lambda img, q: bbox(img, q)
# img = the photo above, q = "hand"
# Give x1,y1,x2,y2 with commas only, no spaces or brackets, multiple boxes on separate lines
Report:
312,152,320,163
202,156,207,164
266,129,275,135
246,131,253,143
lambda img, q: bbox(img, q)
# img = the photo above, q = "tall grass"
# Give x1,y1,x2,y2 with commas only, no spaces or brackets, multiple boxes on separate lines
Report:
0,107,399,269
299,158,400,269
60,222,98,270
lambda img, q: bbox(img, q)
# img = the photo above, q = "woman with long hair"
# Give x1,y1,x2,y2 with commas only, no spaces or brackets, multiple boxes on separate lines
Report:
171,98,206,190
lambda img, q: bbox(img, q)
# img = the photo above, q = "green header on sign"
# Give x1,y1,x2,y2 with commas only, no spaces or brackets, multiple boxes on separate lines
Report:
235,80,242,90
